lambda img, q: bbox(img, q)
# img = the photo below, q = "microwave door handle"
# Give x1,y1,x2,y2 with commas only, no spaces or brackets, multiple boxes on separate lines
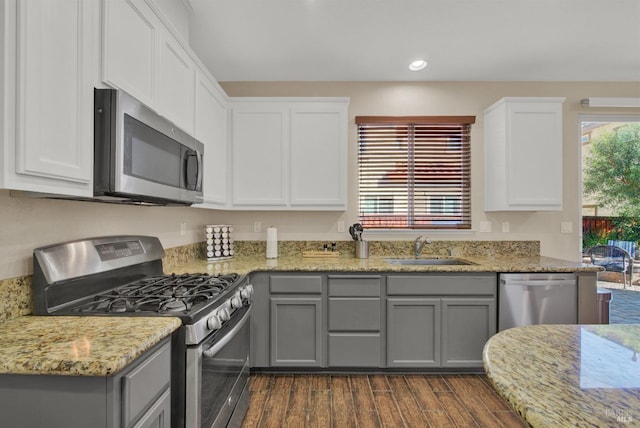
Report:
185,150,199,190
196,149,203,191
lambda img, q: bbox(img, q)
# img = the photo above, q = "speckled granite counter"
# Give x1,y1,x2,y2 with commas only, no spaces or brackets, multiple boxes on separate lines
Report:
169,253,601,276
0,240,601,379
483,325,640,427
0,316,180,376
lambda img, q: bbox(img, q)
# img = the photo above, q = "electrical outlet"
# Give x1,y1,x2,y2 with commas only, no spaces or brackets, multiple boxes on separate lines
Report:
180,222,187,236
253,221,262,233
502,221,510,233
337,221,345,233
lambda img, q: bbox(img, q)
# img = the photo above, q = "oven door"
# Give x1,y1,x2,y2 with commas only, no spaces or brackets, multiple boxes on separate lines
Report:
186,306,251,428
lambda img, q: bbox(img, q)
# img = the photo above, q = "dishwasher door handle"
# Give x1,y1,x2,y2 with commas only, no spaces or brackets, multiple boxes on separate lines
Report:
501,279,575,287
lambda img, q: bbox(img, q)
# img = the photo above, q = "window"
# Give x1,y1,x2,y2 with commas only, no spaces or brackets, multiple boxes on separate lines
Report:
356,116,474,229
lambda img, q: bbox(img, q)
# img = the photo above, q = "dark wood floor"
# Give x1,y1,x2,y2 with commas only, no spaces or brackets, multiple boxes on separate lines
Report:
241,373,526,428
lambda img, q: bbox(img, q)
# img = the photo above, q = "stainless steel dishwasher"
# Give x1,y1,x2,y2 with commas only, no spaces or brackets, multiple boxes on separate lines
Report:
499,273,577,331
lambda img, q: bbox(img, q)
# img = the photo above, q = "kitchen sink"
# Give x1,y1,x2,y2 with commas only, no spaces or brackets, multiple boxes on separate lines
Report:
385,258,476,266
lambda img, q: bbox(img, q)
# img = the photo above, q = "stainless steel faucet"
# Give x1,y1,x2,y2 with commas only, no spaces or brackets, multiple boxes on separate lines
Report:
414,236,432,257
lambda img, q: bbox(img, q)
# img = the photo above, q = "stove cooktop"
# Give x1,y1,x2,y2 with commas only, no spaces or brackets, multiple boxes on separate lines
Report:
67,273,241,317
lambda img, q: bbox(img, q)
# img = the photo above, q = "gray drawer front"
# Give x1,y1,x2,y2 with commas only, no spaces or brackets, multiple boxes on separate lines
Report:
329,298,380,331
270,275,323,294
328,276,381,297
328,334,381,367
122,341,171,427
387,274,496,296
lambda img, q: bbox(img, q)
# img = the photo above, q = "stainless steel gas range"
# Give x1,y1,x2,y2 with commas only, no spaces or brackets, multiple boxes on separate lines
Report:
32,235,253,428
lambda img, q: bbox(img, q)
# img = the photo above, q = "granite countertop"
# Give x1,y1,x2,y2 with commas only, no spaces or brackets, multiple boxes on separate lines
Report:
169,253,601,276
0,316,181,376
483,324,640,427
0,243,599,378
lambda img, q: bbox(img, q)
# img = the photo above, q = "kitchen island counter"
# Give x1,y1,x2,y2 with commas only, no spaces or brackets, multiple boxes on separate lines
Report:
0,316,180,376
483,324,640,427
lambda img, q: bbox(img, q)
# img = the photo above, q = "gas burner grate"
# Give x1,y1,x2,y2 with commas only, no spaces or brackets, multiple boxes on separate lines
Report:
70,273,240,315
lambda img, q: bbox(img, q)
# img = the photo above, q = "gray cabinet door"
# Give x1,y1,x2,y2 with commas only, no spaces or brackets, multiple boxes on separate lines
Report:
328,298,380,331
121,341,171,427
328,333,381,367
270,296,323,366
441,298,496,368
132,389,171,428
387,298,441,367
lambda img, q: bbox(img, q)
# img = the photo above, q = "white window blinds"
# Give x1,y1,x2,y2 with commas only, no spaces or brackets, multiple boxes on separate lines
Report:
356,116,475,229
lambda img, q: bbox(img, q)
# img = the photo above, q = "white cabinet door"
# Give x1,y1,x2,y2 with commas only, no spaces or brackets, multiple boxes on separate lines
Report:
195,71,228,206
231,105,288,206
102,0,159,107
156,28,195,134
9,0,95,195
484,97,565,211
290,104,347,207
229,98,349,210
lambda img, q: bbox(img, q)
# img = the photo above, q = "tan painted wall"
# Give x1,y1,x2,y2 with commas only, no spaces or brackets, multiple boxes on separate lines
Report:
2,81,639,280
214,82,640,261
0,190,212,279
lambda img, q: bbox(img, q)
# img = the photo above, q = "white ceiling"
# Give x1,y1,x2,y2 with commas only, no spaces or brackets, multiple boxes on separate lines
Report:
188,0,640,82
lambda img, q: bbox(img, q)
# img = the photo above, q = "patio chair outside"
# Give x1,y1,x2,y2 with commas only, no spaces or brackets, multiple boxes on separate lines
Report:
586,244,634,288
608,240,636,259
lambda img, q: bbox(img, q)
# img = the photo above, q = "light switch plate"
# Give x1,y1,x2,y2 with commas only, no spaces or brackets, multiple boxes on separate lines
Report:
253,221,262,233
337,221,345,233
502,222,510,233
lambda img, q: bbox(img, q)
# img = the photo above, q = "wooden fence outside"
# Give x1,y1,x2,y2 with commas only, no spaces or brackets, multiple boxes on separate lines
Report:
582,216,614,238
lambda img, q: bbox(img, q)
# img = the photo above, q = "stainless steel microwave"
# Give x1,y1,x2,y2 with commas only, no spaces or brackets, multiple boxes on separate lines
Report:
94,88,204,205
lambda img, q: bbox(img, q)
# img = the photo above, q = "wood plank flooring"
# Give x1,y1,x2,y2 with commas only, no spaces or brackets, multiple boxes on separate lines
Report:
241,373,526,427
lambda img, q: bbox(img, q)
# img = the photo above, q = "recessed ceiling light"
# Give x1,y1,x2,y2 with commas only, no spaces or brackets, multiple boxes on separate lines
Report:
409,60,428,71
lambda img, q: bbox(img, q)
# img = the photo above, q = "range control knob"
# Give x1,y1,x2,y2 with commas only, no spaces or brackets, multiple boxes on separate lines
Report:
230,294,243,309
240,284,254,300
217,307,230,321
207,315,222,331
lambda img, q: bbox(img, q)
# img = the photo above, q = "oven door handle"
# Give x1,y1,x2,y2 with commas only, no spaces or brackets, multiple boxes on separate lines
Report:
202,307,251,358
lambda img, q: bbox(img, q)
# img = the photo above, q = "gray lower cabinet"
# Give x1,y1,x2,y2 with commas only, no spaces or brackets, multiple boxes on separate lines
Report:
0,337,171,428
269,274,324,367
270,296,323,366
441,298,496,367
386,273,497,369
249,271,497,370
387,298,441,367
327,275,382,367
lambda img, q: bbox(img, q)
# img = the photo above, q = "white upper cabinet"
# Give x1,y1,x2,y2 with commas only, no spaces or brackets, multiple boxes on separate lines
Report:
231,103,289,207
103,0,198,135
156,28,195,134
0,0,97,196
102,0,159,108
195,70,228,207
484,97,566,211
229,98,349,210
102,0,233,207
290,105,347,207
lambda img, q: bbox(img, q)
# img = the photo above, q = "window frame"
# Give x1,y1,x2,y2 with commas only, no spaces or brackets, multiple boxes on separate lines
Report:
356,115,475,230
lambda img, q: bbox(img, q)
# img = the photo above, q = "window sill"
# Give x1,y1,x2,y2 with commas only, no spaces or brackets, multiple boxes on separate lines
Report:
362,229,475,236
